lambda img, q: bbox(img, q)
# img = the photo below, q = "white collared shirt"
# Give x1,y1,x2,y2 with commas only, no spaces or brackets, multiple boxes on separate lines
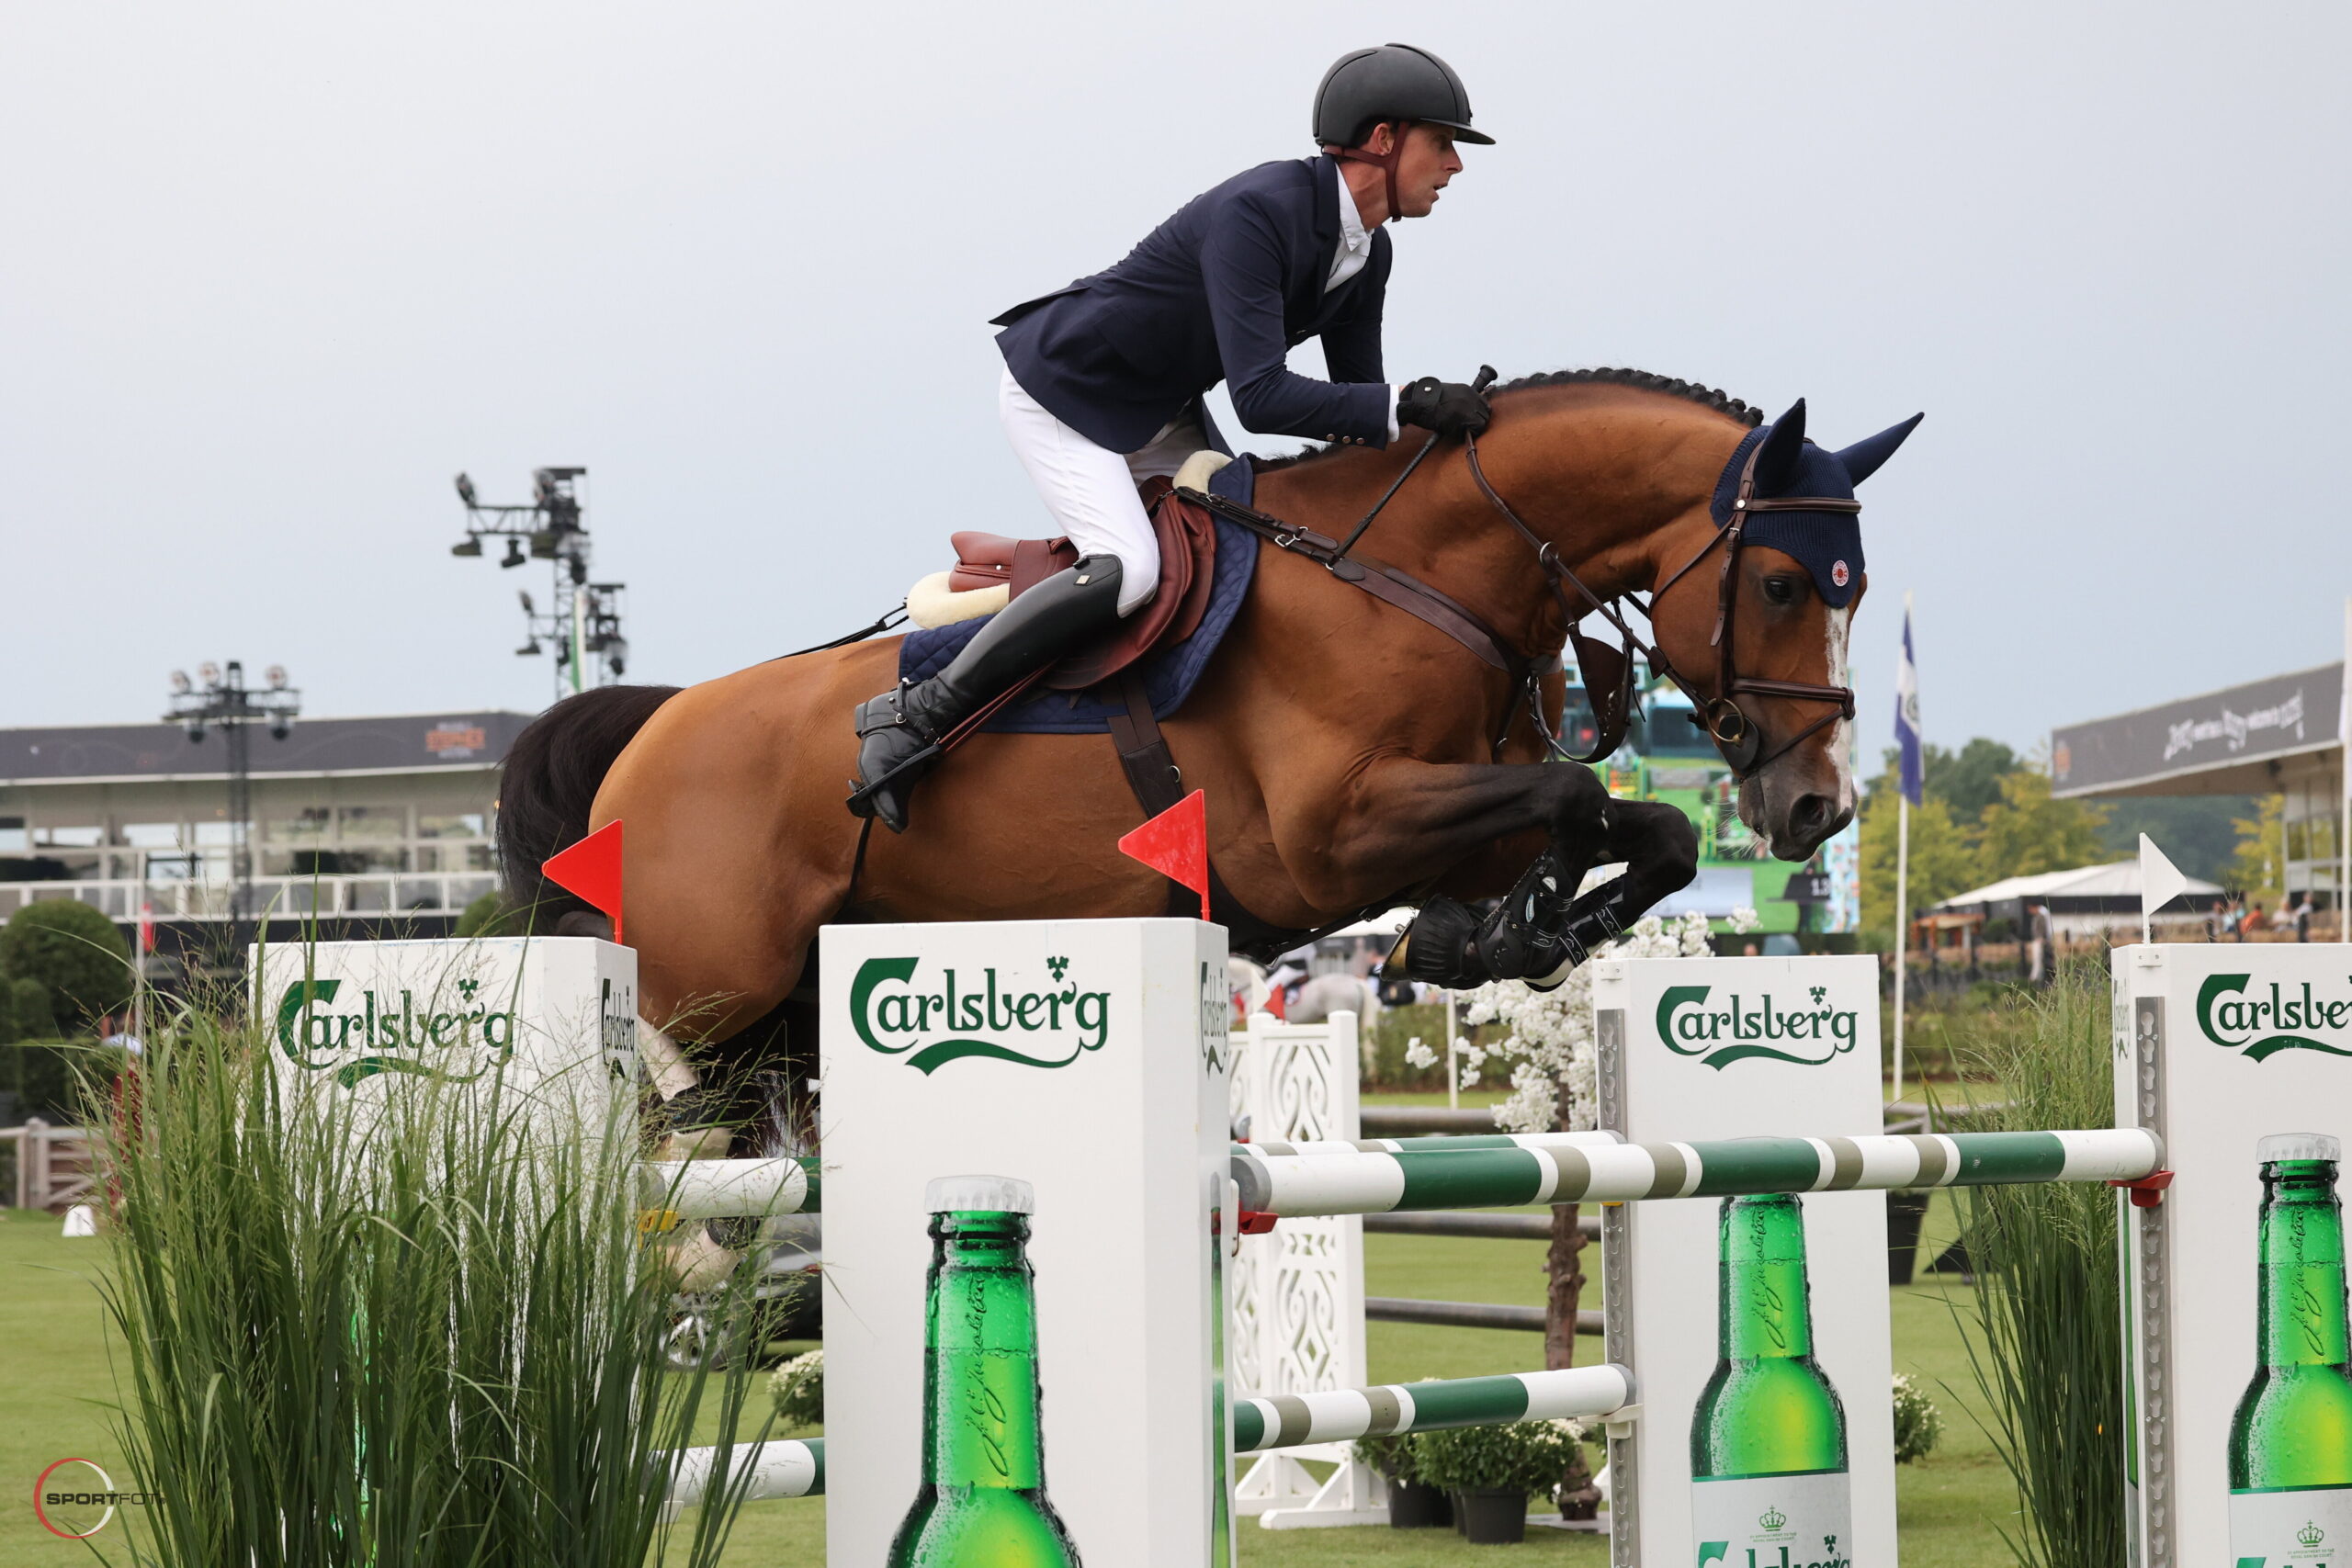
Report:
1327,156,1378,294
1324,159,1402,441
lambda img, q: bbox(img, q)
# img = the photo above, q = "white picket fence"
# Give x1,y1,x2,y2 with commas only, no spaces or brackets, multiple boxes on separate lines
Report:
2,1119,96,1213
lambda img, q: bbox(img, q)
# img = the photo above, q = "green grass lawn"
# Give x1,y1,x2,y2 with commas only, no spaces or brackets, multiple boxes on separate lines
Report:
3,1189,2015,1565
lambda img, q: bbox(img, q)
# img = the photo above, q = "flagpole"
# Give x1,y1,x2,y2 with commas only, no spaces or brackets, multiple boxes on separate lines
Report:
1894,790,1909,1105
1890,588,1918,1108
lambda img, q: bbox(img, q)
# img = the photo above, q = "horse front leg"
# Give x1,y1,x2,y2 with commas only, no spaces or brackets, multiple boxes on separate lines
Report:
1401,804,1702,987
1397,796,1700,989
1278,760,1696,987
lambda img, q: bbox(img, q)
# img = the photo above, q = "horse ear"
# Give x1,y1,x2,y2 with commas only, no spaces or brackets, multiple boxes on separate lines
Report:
1753,399,1807,493
1834,412,1925,485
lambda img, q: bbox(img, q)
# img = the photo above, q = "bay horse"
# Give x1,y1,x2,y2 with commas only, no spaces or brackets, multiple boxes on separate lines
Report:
497,369,1917,1134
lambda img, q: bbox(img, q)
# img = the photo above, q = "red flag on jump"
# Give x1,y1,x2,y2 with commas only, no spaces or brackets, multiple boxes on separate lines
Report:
543,819,625,944
1118,790,1209,922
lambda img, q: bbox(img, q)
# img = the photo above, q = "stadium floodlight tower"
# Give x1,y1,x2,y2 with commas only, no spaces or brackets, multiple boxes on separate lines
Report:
447,467,630,699
164,661,300,944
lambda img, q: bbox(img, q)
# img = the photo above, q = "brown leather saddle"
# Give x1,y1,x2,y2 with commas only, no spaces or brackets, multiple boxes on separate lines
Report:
944,477,1217,690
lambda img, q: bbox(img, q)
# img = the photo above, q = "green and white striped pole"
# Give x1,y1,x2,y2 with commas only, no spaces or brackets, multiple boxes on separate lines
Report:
634,1128,2164,1223
664,1438,825,1506
1233,1364,1634,1453
1231,1128,2164,1217
1249,1130,1623,1158
639,1156,821,1224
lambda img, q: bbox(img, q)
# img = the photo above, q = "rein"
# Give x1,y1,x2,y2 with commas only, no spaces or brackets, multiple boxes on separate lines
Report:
1183,378,1859,781
1460,427,1858,779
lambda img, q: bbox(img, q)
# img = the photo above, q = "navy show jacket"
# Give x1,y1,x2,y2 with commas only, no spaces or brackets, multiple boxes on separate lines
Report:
992,154,1394,455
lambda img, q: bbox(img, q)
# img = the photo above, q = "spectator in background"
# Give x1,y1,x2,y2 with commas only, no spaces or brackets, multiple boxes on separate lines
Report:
2293,893,2312,942
2207,898,2225,942
2244,902,2267,938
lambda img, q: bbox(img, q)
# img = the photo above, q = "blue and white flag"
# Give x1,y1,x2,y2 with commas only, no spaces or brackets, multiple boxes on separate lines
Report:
1894,605,1923,806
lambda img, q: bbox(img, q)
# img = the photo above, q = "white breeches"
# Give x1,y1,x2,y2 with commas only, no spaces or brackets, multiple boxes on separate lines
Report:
998,366,1203,616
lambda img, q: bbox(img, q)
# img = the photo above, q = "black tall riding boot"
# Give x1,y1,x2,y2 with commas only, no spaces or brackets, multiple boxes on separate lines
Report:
848,558,1126,832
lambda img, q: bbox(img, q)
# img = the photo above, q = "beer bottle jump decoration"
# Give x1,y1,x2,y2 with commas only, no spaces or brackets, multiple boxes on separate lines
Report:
887,1176,1082,1568
2230,1134,2352,1562
1690,1193,1852,1568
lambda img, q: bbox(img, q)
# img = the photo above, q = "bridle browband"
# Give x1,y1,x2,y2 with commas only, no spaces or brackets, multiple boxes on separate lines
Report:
1461,416,1859,779
1181,368,1860,782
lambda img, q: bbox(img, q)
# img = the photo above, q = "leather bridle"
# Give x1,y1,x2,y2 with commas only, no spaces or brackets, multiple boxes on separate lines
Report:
1460,415,1859,781
1177,374,1860,782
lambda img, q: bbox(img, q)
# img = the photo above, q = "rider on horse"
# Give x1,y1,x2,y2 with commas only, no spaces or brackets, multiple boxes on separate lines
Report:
849,42,1498,831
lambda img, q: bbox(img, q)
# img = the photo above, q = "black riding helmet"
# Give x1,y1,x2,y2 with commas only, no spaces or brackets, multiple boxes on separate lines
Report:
1311,43,1493,150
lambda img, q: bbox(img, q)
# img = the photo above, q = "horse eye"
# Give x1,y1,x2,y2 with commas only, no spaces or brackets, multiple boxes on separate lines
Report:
1761,576,1802,606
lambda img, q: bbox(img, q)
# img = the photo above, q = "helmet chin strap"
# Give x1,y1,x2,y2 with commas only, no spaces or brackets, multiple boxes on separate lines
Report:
1334,121,1405,223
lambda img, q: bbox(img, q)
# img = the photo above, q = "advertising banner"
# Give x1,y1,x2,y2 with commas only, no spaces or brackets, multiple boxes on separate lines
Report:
2116,945,2352,1568
1593,955,1894,1568
820,919,1231,1568
252,935,637,1141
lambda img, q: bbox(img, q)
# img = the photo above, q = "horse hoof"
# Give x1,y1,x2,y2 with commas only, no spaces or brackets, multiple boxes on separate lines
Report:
1394,897,1487,987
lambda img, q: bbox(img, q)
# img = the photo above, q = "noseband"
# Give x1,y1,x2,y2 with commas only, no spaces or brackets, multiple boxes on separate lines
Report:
1460,419,1858,780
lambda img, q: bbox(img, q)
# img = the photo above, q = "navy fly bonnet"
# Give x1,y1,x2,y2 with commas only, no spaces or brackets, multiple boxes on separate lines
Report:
1709,400,1924,610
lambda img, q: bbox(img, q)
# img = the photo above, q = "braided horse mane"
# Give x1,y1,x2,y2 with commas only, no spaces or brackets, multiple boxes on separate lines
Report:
1488,367,1762,426
1254,367,1762,475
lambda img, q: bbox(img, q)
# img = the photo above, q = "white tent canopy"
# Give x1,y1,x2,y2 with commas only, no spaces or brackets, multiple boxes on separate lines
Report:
1933,860,2222,911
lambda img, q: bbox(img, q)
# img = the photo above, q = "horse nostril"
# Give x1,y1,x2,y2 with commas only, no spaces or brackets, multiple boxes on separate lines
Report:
1789,794,1844,844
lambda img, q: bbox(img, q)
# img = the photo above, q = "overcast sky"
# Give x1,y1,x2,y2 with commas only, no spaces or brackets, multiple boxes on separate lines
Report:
4,3,2345,770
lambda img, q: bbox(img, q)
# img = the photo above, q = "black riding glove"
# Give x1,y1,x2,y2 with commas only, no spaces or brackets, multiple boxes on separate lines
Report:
1396,376,1492,441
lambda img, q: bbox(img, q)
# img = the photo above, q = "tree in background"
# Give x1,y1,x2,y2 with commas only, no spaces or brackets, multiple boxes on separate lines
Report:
453,891,526,940
2228,796,2285,906
1931,738,2022,823
0,900,133,1035
2095,795,2257,886
1859,791,1977,949
1864,738,2020,826
0,975,54,1043
1975,769,2109,884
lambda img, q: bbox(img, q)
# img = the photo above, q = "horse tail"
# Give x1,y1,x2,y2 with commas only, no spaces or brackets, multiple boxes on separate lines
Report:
496,683,682,925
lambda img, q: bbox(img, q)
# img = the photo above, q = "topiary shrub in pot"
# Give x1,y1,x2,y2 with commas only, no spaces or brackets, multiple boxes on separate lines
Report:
1352,1431,1451,1528
1416,1417,1587,1544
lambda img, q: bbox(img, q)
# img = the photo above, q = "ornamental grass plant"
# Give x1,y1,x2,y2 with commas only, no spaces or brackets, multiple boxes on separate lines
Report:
1945,969,2124,1568
86,994,770,1568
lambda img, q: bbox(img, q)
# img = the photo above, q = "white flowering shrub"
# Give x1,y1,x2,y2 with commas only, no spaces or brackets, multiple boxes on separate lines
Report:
770,1347,825,1430
1891,1371,1944,1463
1460,897,1759,1135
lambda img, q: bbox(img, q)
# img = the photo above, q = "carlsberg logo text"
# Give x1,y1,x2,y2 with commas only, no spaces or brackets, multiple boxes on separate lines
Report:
2197,973,2352,1062
852,954,1112,1075
277,977,517,1084
1657,984,1859,1070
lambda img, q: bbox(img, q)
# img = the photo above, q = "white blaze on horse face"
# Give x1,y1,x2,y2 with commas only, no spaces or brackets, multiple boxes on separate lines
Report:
1822,604,1856,812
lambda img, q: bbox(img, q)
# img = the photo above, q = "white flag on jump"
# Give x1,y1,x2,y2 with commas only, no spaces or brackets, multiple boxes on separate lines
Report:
2139,833,2189,942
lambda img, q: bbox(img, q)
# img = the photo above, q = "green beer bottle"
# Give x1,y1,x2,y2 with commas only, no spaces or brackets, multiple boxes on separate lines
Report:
2229,1134,2352,1562
887,1175,1082,1568
1690,1192,1852,1568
